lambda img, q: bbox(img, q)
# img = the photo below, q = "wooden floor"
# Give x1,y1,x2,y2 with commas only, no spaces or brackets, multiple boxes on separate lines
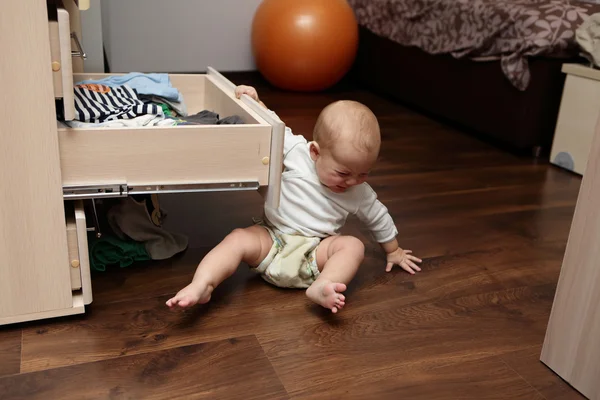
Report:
0,73,586,399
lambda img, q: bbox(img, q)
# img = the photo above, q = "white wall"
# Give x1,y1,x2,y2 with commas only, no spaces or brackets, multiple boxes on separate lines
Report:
81,0,105,72
100,0,263,73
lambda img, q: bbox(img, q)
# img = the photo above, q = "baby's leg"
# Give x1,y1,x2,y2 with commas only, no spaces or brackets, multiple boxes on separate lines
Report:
166,226,273,309
306,235,365,313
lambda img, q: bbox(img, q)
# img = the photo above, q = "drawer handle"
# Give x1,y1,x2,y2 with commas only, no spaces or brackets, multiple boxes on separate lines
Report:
70,32,87,60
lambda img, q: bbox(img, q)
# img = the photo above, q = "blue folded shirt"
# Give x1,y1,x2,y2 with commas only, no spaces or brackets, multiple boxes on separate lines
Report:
77,72,183,102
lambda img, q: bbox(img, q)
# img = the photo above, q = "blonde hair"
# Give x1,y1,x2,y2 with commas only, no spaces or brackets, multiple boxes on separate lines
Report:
313,100,381,154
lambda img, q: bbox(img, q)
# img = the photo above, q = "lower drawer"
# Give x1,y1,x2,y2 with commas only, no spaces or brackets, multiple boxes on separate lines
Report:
58,73,273,192
65,200,93,304
0,200,91,326
65,210,81,290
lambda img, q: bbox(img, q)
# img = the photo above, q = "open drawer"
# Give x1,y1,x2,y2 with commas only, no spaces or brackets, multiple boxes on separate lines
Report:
58,68,284,208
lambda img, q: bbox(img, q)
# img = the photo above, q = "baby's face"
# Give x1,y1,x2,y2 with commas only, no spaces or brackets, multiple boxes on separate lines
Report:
313,143,376,193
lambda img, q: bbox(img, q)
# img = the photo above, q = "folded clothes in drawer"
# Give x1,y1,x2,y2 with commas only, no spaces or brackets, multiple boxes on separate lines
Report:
71,83,165,124
77,72,184,102
167,110,244,126
64,72,244,128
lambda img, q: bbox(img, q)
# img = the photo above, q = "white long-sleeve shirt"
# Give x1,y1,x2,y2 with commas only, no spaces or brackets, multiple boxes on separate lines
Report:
264,124,398,243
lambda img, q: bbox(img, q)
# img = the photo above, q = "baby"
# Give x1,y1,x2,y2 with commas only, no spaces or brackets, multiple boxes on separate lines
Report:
166,86,422,313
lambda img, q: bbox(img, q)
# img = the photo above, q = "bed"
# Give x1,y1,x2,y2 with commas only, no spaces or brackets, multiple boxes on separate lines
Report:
348,0,600,154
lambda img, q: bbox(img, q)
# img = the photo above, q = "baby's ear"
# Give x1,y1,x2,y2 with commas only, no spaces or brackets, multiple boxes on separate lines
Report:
309,142,320,161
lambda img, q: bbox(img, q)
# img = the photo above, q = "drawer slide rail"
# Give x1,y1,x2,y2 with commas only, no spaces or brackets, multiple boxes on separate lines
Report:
63,181,259,200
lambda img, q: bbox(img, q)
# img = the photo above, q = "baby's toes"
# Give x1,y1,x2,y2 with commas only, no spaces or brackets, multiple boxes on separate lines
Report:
177,297,192,307
333,283,347,293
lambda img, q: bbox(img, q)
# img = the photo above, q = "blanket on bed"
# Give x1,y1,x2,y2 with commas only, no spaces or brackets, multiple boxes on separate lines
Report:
348,0,600,90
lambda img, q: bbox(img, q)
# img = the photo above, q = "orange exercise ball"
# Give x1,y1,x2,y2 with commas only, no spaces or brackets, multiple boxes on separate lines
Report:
251,0,359,92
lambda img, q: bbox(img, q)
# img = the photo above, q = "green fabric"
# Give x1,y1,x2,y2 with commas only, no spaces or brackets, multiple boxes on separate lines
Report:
88,234,150,272
158,103,174,117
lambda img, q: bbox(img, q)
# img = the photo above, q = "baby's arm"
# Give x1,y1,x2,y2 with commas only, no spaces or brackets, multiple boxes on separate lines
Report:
235,85,269,198
355,186,422,274
234,85,299,149
235,85,267,108
380,238,422,275
234,85,307,201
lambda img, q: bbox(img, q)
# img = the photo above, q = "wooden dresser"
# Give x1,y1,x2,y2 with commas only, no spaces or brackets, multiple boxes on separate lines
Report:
0,0,284,326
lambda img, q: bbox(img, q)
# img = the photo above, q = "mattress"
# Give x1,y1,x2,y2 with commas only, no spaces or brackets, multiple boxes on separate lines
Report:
348,0,600,90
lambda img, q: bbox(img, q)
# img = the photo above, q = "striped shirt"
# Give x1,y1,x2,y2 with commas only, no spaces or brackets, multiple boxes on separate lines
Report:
73,83,163,123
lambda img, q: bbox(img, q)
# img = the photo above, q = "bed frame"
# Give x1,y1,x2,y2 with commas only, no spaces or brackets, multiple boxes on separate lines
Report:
351,27,578,156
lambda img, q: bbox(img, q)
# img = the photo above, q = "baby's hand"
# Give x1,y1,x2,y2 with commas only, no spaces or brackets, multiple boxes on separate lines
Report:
235,85,260,103
386,248,422,274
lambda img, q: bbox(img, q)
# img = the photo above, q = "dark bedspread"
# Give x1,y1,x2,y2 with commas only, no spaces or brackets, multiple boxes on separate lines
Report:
348,0,600,90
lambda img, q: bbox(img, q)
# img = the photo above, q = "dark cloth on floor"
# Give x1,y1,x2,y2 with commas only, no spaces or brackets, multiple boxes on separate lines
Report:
73,83,163,123
168,110,244,126
88,234,150,272
107,196,188,260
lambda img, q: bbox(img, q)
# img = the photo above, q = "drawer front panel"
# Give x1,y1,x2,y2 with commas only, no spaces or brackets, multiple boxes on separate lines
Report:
74,200,93,305
59,125,272,188
65,208,82,290
48,5,76,120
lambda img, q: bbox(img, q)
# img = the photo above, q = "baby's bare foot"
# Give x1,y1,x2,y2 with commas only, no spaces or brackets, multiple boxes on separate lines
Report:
166,282,213,310
306,280,347,313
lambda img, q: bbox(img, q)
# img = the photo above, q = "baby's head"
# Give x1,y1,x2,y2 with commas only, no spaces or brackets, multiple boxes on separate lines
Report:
309,100,381,193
